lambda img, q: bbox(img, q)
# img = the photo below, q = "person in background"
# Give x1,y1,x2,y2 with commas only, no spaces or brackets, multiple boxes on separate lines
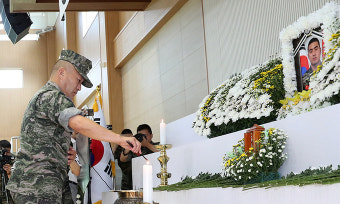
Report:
69,132,81,203
115,129,134,190
135,124,159,156
6,50,141,204
0,140,14,204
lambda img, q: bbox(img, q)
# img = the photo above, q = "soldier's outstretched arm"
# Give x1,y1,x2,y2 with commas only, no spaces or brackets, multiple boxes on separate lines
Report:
68,115,141,154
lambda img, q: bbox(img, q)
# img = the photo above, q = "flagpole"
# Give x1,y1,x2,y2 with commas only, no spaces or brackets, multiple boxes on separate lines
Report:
87,84,101,204
88,138,92,204
96,85,101,95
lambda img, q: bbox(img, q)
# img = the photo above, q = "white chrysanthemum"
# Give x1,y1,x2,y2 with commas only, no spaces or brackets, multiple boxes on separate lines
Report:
214,117,224,126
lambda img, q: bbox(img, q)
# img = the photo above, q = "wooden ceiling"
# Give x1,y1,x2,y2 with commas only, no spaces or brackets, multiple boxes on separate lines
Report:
10,0,151,12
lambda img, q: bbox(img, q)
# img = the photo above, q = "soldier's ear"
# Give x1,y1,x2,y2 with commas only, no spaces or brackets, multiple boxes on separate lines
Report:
58,67,66,78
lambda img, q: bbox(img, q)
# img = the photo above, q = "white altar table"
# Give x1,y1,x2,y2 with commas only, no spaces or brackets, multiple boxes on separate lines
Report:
103,103,340,203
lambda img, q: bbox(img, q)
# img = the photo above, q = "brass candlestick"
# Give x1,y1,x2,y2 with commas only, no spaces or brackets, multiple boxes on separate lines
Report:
155,144,172,186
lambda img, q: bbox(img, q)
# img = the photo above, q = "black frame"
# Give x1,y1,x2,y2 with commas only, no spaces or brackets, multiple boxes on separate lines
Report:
292,26,323,91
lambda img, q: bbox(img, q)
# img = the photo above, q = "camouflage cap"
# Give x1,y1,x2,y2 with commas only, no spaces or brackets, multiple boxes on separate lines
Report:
58,50,93,88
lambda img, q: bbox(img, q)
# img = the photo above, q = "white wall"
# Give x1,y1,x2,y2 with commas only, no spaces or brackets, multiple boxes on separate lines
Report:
121,0,208,137
203,0,339,91
152,184,340,204
121,0,339,142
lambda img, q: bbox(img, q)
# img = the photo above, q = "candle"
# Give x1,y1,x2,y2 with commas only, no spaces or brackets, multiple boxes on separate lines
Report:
143,161,153,203
160,119,166,144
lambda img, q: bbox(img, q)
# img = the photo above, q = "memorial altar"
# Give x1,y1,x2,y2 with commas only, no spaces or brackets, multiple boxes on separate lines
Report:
128,103,340,204
104,2,340,203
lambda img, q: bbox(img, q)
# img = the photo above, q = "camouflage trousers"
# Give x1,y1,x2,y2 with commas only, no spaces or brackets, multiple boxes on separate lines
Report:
10,188,73,204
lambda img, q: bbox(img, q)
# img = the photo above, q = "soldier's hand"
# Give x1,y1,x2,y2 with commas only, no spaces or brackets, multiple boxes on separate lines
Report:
122,136,141,155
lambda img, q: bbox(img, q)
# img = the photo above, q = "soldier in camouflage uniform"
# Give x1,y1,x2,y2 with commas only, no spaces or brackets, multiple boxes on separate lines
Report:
6,50,141,204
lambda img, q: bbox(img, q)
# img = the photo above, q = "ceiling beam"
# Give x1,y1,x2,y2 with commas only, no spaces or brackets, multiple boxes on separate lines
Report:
36,0,150,2
11,0,151,12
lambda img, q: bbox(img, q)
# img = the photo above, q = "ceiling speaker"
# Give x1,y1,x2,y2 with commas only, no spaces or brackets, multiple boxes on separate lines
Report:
0,0,33,44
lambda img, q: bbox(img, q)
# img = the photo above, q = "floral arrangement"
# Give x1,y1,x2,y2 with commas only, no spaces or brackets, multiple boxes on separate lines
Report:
222,128,288,184
193,2,340,138
278,17,340,119
192,58,284,138
279,2,338,98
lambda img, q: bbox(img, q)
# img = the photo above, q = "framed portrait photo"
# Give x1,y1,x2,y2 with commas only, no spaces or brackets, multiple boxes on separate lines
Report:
293,27,323,91
279,2,338,97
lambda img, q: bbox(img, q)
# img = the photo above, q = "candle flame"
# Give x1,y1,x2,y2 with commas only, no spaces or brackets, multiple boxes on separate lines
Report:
146,160,150,165
161,119,164,123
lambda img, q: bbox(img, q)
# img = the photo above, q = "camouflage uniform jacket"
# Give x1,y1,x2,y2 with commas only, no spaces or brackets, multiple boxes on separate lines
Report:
302,67,314,89
6,81,82,200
